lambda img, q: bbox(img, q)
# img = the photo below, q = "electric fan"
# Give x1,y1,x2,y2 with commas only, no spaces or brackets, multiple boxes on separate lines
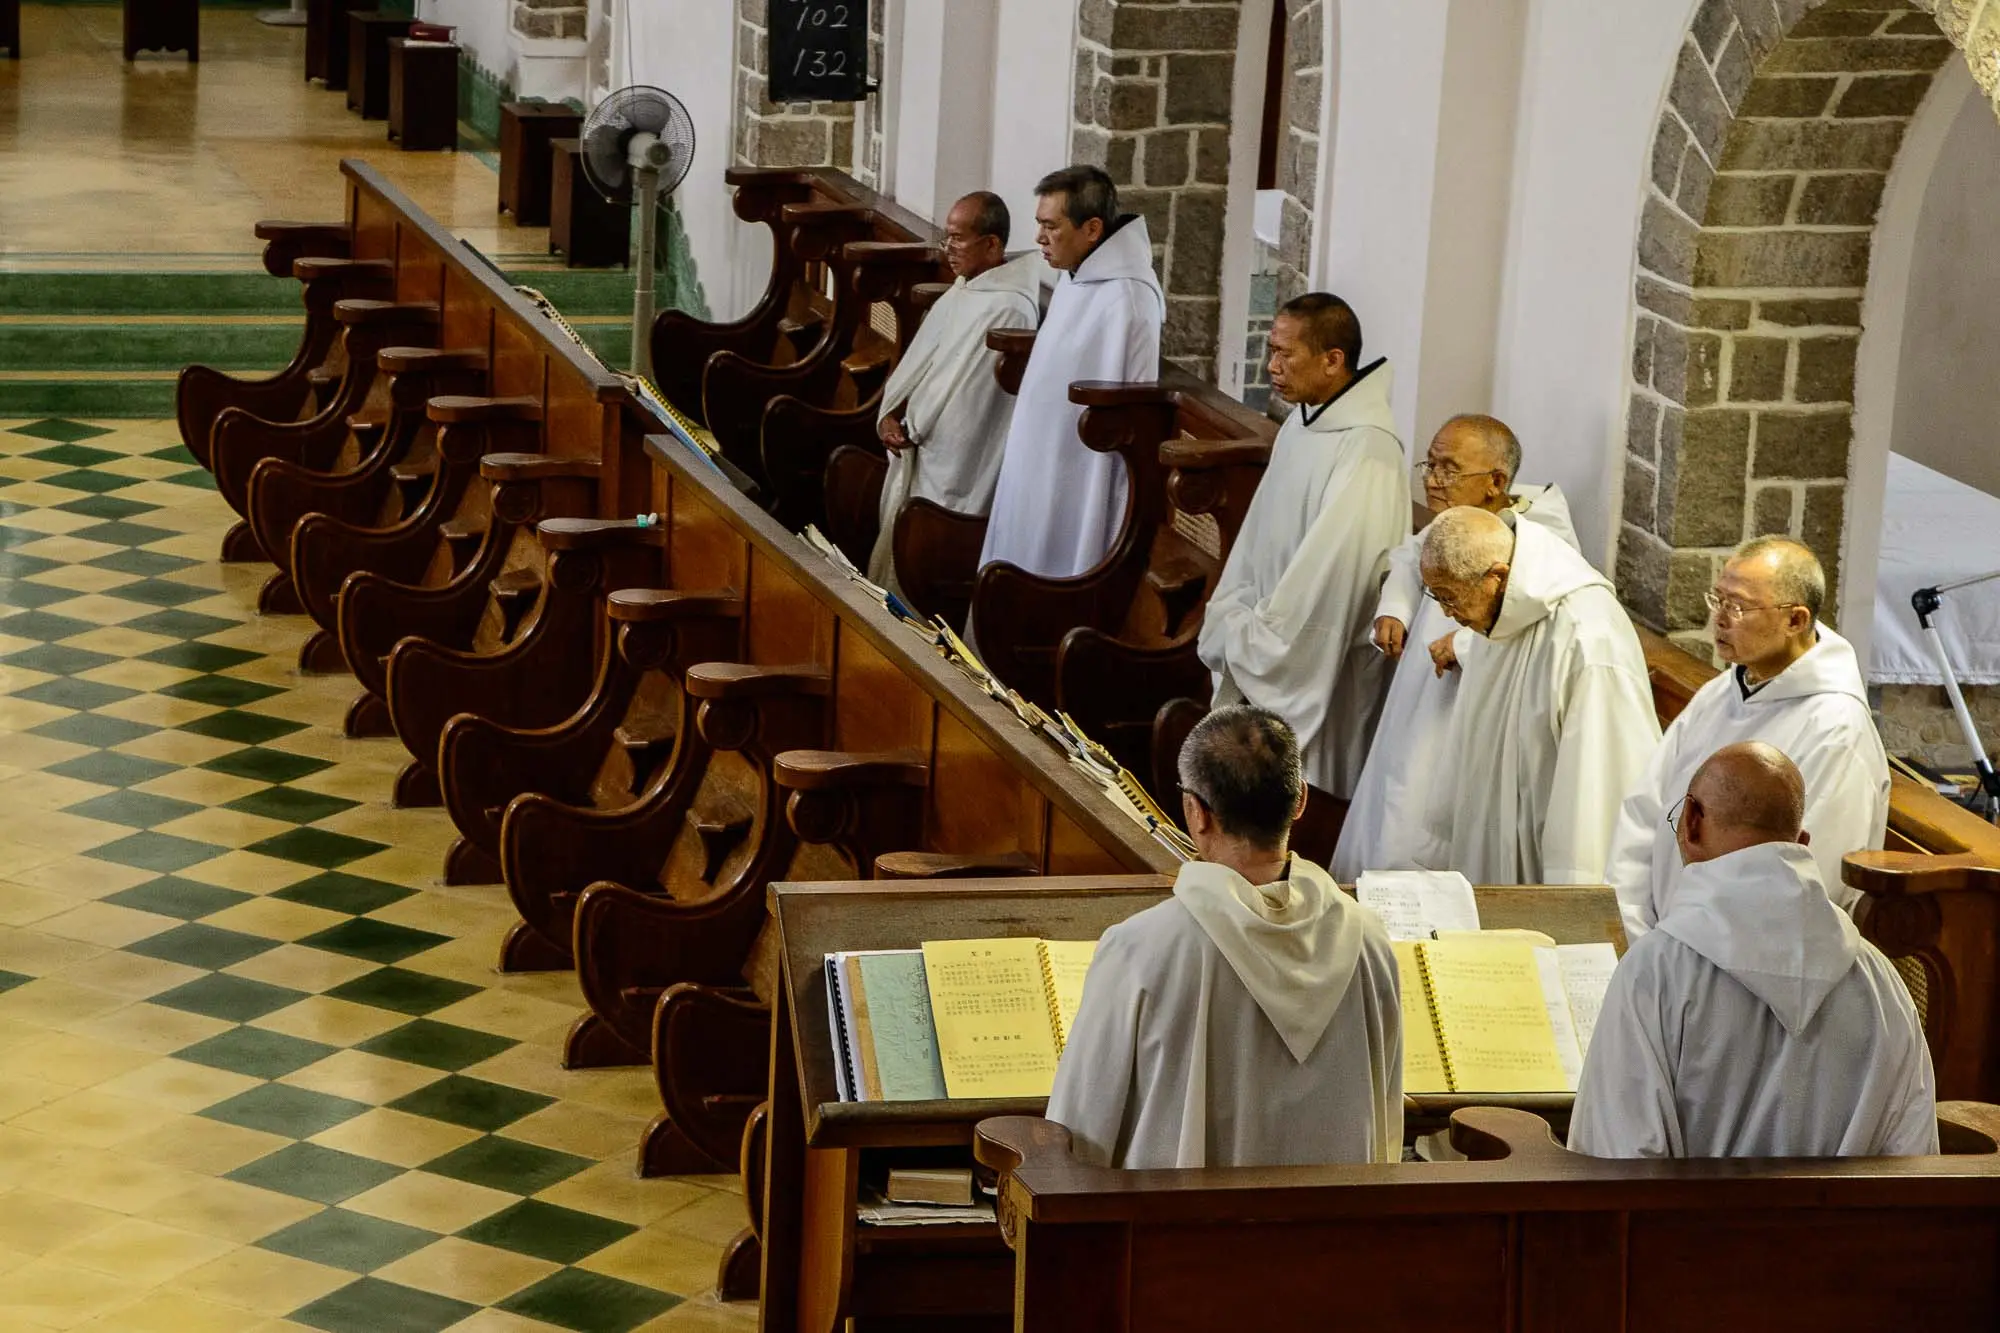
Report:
578,85,697,380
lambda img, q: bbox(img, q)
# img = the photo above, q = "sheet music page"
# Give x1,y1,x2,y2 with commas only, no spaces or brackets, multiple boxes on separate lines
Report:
1532,946,1586,1092
1037,939,1098,1053
1556,942,1620,1058
1356,870,1480,941
1419,937,1568,1093
1391,940,1451,1094
921,938,1061,1098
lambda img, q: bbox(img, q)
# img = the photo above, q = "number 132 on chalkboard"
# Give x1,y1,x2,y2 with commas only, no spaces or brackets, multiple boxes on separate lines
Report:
768,0,871,104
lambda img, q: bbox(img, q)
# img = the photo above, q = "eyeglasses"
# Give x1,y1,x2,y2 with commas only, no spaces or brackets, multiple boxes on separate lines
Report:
1704,590,1804,622
1665,795,1686,833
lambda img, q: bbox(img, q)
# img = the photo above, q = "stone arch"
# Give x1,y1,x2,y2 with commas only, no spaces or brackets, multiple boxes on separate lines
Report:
1616,0,2000,654
1070,0,1331,379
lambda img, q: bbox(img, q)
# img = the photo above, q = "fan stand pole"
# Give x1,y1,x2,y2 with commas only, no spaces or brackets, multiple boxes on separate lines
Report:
631,164,661,381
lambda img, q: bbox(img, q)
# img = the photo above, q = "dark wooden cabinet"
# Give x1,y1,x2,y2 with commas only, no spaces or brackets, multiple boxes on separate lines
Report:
124,0,198,61
306,0,365,88
549,138,631,268
1,0,20,59
499,102,583,226
387,38,458,151
346,11,413,119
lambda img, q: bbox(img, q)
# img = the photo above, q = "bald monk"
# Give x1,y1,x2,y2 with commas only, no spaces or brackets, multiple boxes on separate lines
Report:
1569,742,1936,1159
1047,705,1403,1168
1332,414,1575,878
1605,537,1888,937
1416,507,1659,883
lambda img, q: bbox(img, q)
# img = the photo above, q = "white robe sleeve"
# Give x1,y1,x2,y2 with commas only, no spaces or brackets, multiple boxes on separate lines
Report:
1373,533,1425,629
1045,928,1143,1168
1199,430,1406,739
1604,723,1683,937
1566,950,1683,1158
1540,662,1662,885
1789,720,1891,913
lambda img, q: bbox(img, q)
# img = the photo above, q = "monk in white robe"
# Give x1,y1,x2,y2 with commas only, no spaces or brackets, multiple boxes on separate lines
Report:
1332,415,1576,879
868,194,1044,595
1197,293,1407,798
1048,706,1402,1168
1417,508,1659,884
1570,743,1935,1158
1605,537,1888,937
977,165,1164,579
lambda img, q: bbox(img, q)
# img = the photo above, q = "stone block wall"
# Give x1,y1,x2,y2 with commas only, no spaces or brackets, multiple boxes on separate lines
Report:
732,0,857,169
1271,0,1326,306
515,0,585,41
1877,681,2000,768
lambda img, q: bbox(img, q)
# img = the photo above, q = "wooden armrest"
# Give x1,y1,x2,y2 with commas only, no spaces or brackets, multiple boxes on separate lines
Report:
346,419,385,442
910,282,952,314
723,166,817,188
684,663,831,701
1843,851,1999,898
1160,435,1274,469
773,749,929,792
841,344,892,377
973,1115,1073,1180
293,256,391,281
388,458,435,484
256,220,349,244
439,517,485,544
427,395,542,424
1447,1107,1570,1163
873,851,1038,880
605,588,745,623
308,367,339,387
780,200,875,224
778,312,826,338
490,569,541,602
987,329,1037,356
535,517,668,552
333,299,441,326
1069,380,1172,408
378,346,489,374
615,720,678,750
480,453,600,482
843,241,945,265
1938,1101,2000,1154
1145,558,1205,597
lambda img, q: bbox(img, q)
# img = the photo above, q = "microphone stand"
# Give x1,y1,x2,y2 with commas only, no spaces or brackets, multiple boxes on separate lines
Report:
1912,572,2000,821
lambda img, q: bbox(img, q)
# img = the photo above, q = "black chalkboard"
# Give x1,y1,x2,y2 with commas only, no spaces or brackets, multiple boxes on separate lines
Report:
767,0,870,104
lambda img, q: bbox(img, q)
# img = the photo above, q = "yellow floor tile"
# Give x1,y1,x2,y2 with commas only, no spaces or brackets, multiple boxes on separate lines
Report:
49,1217,238,1285
0,665,58,696
9,1087,185,1149
0,921,112,972
198,898,349,942
93,1058,263,1115
58,627,180,659
427,989,581,1043
287,763,410,802
499,1100,650,1162
0,772,110,815
0,696,78,731
35,902,177,949
250,995,407,1046
630,1298,762,1332
397,936,509,987
24,1150,206,1217
0,977,128,1027
372,1237,560,1306
306,1107,482,1169
0,1256,147,1329
0,1125,74,1190
137,1178,324,1246
578,1221,729,1297
30,565,142,595
0,733,93,771
132,769,269,807
114,730,246,767
94,693,222,728
175,851,316,895
38,588,150,621
0,809,133,855
531,1162,714,1230
343,1171,518,1232
142,1115,291,1177
221,944,378,994
0,1031,160,1089
71,1288,274,1333
0,1189,126,1256
651,1189,754,1247
51,950,207,1000
444,1310,577,1333
77,660,202,692
0,878,73,927
59,1003,233,1055
167,1247,351,1317
153,809,299,851
8,856,162,901
0,506,98,534
279,1050,446,1105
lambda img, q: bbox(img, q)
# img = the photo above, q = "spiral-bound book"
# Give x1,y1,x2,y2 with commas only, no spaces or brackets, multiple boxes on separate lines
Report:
1394,935,1617,1094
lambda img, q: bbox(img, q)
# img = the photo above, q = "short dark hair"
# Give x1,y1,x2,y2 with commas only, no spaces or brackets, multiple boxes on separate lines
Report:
960,190,1010,247
1278,292,1363,368
1034,165,1118,230
1177,705,1304,851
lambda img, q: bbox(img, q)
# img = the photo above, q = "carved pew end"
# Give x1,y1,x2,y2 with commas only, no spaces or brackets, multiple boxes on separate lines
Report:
498,918,575,974
297,628,349,675
443,836,503,887
563,1009,651,1070
344,689,395,738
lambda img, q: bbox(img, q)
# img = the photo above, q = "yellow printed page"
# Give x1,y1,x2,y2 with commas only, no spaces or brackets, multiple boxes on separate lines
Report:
921,937,1062,1098
1392,940,1451,1094
1038,939,1098,1054
1419,937,1568,1093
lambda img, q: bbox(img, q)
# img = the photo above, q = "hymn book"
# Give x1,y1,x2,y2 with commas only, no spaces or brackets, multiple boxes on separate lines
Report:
1354,869,1481,940
1395,935,1619,1094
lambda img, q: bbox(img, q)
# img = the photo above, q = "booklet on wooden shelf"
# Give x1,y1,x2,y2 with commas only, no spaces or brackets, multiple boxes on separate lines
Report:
1353,869,1480,940
1394,933,1618,1095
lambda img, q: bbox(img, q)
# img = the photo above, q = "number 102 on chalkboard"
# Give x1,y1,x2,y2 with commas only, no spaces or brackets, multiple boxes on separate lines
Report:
768,0,870,104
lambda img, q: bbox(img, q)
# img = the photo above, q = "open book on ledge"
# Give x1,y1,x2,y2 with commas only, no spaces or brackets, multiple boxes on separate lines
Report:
826,936,1099,1103
1396,934,1618,1095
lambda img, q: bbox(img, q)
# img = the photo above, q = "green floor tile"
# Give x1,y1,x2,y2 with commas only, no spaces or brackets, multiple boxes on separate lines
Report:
300,919,451,965
125,922,278,969
89,547,196,577
250,828,391,871
88,830,225,872
45,749,176,789
224,786,360,825
181,709,307,744
385,1073,551,1130
64,788,206,828
288,1277,479,1333
123,608,238,639
8,676,138,711
202,1083,372,1137
0,579,87,609
154,973,308,1022
146,641,263,673
0,553,63,581
226,1143,405,1205
26,445,118,467
258,1208,438,1273
30,712,155,747
38,468,136,494
327,969,480,1019
497,1268,680,1333
8,419,114,444
147,443,200,465
0,969,30,994
355,1019,514,1074
4,643,119,676
162,674,286,707
0,525,51,550
104,876,253,920
58,494,155,520
199,740,328,784
274,871,411,916
459,1199,635,1264
170,468,218,490
176,1025,338,1079
0,608,102,642
418,1134,589,1195
102,576,213,608
70,520,178,548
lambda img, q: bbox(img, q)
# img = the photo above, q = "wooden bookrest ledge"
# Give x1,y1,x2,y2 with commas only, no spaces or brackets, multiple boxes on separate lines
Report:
972,1104,2000,1332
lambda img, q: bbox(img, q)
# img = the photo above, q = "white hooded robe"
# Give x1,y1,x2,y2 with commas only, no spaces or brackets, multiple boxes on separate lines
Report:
976,215,1164,579
1196,363,1409,798
1046,855,1403,1169
1568,841,1936,1159
1427,521,1661,884
1604,625,1889,938
867,253,1045,591
1332,485,1577,879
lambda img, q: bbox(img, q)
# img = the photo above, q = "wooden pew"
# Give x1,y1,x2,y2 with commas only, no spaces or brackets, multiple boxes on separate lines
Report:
974,1102,2000,1333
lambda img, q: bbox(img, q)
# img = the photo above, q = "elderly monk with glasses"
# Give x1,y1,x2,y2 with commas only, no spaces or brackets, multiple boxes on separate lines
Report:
1603,536,1889,937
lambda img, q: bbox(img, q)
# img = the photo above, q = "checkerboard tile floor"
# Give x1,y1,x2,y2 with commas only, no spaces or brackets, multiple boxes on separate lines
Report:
0,420,755,1333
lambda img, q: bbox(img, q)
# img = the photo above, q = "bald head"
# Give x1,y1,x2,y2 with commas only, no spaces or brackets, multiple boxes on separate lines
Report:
1436,415,1522,488
1677,741,1809,865
1420,507,1515,635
